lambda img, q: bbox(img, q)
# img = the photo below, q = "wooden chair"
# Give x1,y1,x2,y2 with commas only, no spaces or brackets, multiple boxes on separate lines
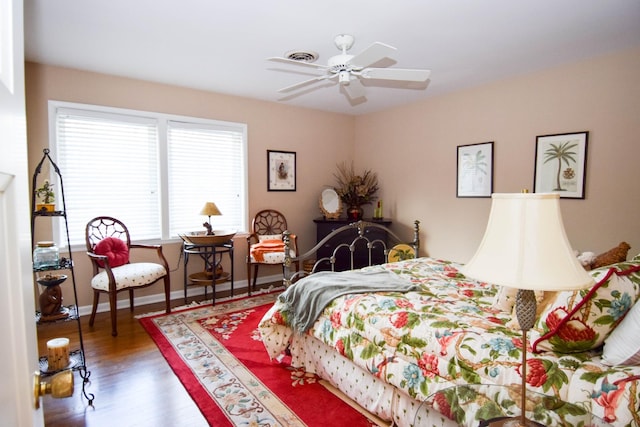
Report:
85,216,171,336
246,209,298,294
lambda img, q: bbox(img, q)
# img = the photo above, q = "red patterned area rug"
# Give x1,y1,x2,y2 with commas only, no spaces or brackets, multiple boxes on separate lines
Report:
139,293,379,427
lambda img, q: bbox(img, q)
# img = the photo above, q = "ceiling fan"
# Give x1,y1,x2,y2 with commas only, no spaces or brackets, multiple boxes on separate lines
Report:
267,34,431,100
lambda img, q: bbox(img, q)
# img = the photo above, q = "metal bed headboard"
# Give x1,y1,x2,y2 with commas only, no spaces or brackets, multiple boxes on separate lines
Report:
283,220,420,287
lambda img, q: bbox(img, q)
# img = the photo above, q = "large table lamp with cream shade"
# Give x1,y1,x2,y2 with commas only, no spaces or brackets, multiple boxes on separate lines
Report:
461,192,594,427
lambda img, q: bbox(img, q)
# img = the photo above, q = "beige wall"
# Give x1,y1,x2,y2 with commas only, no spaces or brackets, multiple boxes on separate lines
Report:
355,46,640,262
25,62,354,308
25,46,640,309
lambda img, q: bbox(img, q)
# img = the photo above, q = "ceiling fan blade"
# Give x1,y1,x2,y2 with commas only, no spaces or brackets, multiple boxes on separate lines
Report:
349,42,397,69
267,57,328,71
342,78,366,99
360,67,431,82
278,74,332,93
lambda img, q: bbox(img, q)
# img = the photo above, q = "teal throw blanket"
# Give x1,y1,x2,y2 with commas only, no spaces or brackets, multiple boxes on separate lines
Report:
278,269,418,333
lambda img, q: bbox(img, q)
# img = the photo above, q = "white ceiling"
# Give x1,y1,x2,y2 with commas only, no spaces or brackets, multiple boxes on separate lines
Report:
24,0,640,116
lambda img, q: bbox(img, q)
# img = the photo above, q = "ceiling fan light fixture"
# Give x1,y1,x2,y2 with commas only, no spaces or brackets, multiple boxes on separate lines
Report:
338,70,351,85
334,34,355,52
268,33,431,103
284,50,319,63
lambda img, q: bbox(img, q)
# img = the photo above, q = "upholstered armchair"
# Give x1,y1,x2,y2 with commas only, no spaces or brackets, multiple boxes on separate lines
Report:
246,209,298,294
85,216,171,336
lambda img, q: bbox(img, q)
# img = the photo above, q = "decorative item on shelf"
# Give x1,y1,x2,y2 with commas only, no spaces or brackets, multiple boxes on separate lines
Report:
461,192,594,427
319,187,342,219
47,337,70,371
347,205,364,220
333,161,379,221
35,180,56,212
36,273,67,287
33,241,59,269
373,200,383,219
38,278,69,321
200,201,222,235
214,263,224,278
188,262,229,285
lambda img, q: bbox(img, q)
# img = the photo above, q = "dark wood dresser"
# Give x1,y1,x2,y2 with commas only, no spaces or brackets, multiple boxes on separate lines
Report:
313,217,392,271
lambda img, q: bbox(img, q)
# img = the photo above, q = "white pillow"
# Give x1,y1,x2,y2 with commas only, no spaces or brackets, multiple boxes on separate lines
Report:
493,286,518,312
258,234,282,242
602,299,640,366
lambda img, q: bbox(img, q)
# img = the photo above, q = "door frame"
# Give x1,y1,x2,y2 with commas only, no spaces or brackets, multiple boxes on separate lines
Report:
0,0,44,424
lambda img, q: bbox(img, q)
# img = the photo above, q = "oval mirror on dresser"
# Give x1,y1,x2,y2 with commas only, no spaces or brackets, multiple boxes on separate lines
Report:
319,187,342,219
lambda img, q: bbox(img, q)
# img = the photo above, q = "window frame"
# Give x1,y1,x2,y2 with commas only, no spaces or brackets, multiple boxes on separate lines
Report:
48,100,248,249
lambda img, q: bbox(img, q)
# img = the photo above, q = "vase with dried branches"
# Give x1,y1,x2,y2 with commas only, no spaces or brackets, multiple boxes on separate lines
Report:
333,161,379,220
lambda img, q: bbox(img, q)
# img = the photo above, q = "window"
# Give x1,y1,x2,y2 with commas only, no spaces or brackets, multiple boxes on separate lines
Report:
50,101,247,247
167,120,246,235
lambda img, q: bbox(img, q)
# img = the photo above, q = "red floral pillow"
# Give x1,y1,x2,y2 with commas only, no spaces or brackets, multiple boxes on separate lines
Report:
531,259,640,353
94,237,129,268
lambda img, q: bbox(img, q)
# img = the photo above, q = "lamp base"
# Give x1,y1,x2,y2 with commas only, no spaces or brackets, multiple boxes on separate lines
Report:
479,416,545,427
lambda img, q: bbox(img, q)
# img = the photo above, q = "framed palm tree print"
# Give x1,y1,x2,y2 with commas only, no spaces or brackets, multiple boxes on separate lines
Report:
456,142,493,198
534,131,588,199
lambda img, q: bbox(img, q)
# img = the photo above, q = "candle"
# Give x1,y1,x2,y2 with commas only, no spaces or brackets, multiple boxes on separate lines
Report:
374,200,383,219
47,337,70,371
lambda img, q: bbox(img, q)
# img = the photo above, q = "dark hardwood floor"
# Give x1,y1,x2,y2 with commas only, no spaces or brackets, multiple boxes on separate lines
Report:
38,285,275,427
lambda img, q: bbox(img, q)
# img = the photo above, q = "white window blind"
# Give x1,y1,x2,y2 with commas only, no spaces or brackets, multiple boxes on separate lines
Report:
167,120,246,235
54,108,160,245
50,101,247,247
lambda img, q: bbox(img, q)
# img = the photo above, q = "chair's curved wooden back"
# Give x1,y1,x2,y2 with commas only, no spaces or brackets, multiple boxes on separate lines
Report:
84,215,171,336
85,216,131,252
251,209,288,236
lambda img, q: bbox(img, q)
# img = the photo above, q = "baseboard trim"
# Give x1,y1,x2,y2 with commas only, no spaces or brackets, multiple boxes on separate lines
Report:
77,273,284,317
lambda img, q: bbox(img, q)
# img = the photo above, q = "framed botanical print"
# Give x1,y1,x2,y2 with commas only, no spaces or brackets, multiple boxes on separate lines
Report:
267,150,296,191
456,142,494,198
534,131,588,199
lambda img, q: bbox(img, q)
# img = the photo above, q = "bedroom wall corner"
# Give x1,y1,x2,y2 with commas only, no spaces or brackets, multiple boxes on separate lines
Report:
354,46,640,263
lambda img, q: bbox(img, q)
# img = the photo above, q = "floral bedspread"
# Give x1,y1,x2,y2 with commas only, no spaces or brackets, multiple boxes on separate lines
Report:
258,257,640,426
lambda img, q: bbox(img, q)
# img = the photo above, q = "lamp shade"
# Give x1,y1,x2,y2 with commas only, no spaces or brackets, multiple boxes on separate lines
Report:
461,193,594,291
200,202,222,217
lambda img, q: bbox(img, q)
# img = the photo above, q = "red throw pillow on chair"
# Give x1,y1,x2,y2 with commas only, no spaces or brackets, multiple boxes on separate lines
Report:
94,237,129,268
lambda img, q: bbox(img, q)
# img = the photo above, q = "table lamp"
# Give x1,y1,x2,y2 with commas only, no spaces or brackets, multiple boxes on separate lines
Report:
461,192,594,427
200,201,222,235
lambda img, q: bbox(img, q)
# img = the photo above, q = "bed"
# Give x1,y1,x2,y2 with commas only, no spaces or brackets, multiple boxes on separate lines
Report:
258,220,640,426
